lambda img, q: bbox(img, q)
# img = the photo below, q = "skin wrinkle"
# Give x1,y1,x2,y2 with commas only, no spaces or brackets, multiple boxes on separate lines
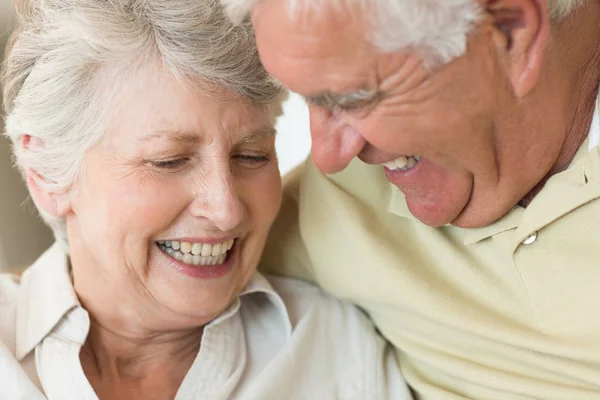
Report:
386,56,430,106
81,320,203,380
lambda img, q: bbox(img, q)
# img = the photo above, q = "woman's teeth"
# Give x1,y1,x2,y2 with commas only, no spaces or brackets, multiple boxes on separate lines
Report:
383,155,421,171
157,239,234,266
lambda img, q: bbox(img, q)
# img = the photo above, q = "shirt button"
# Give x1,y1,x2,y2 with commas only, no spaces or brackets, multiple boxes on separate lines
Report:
522,231,538,245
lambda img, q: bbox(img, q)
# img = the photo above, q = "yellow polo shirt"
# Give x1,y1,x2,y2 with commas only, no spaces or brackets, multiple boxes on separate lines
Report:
262,102,600,399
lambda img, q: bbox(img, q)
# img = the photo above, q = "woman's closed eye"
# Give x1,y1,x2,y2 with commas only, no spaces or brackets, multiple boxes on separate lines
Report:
147,158,190,171
233,153,270,168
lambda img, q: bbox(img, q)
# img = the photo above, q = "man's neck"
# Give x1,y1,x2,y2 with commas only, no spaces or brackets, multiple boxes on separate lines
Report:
519,3,600,207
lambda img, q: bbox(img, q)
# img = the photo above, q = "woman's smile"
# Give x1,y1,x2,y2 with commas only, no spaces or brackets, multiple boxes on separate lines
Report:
158,238,235,265
156,237,239,279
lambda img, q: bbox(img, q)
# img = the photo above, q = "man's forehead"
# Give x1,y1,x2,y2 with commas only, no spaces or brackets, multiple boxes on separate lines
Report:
252,0,370,54
253,0,367,25
252,0,377,93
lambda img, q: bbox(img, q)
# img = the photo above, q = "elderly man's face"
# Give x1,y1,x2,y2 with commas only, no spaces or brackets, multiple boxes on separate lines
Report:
64,65,282,329
252,0,560,228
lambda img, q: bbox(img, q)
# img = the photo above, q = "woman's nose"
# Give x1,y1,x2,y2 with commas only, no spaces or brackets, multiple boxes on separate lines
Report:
308,105,365,174
188,169,244,232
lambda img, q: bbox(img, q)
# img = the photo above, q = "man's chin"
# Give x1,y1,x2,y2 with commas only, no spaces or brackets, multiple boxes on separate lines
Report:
402,178,473,227
405,194,466,227
407,197,507,229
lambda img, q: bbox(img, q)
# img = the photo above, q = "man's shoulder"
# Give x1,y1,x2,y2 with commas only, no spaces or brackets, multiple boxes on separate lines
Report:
288,157,396,220
285,158,390,197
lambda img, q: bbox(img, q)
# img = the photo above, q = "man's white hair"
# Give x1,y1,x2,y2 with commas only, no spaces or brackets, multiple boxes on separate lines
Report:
222,0,584,67
2,0,284,250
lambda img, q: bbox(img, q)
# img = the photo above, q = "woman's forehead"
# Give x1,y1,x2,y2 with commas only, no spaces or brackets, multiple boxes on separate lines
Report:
104,66,273,144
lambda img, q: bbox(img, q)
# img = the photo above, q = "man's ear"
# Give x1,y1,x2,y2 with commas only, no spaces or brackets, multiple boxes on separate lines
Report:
20,135,72,218
486,0,550,97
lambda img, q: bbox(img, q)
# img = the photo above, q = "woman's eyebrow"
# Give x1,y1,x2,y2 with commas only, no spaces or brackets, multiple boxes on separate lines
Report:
238,127,277,144
137,127,275,146
137,130,201,145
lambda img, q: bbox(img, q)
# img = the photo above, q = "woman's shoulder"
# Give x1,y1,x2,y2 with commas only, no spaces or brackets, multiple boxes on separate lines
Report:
265,275,349,310
247,274,412,399
263,274,377,341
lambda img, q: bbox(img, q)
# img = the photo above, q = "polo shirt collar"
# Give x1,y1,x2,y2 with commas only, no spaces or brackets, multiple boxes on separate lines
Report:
462,206,524,245
465,95,600,245
15,243,293,360
461,135,595,245
209,272,293,337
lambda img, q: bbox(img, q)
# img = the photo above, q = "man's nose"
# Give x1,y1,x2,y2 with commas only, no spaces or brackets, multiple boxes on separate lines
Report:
308,105,365,174
188,168,244,232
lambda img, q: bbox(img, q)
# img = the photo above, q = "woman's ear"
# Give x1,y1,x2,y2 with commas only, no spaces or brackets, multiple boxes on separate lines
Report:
486,0,550,97
20,134,72,217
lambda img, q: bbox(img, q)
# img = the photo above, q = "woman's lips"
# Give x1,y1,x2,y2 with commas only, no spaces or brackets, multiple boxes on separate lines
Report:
157,239,238,279
157,239,234,264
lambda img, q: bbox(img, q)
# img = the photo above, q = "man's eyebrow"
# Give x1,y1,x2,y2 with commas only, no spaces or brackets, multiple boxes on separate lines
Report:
304,89,379,108
138,130,201,144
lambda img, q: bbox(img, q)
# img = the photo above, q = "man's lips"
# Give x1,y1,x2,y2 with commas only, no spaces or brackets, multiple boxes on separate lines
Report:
380,155,421,171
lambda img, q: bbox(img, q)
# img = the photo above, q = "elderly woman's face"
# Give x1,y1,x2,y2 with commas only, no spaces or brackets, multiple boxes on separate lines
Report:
65,66,282,326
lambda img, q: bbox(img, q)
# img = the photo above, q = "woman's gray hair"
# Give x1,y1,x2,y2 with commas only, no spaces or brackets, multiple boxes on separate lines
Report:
2,0,285,250
222,0,585,67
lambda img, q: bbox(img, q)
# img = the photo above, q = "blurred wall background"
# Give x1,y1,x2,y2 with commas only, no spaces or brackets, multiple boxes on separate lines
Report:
1,1,55,272
0,1,311,271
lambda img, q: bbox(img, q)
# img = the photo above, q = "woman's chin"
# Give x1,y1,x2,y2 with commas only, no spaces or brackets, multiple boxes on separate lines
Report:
148,276,236,326
144,246,243,322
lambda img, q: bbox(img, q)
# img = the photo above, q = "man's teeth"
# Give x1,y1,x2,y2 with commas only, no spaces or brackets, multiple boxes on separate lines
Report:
383,155,421,171
157,239,234,266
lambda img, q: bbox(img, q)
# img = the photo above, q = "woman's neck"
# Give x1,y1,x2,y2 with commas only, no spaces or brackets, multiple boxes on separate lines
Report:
80,318,203,399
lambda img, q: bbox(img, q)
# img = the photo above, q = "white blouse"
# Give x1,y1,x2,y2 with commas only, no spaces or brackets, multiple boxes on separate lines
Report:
0,244,412,399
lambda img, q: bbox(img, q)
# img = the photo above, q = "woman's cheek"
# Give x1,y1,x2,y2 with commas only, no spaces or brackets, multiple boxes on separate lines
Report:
250,166,282,225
